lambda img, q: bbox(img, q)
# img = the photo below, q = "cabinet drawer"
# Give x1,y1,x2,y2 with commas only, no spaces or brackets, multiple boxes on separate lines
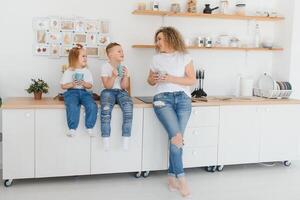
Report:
184,127,218,148
187,106,219,127
183,147,217,168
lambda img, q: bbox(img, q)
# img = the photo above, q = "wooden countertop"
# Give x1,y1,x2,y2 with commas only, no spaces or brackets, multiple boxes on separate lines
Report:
2,97,300,109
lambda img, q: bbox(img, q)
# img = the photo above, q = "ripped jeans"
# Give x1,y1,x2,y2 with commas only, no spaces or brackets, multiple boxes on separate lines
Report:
100,89,133,137
153,91,192,177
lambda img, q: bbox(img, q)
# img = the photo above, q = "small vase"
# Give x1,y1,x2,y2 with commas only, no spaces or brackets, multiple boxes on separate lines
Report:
34,92,42,100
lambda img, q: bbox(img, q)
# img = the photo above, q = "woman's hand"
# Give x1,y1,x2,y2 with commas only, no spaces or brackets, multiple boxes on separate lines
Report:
147,70,160,85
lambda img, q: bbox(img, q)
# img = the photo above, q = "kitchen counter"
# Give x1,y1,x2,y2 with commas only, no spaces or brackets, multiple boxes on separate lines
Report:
2,96,300,109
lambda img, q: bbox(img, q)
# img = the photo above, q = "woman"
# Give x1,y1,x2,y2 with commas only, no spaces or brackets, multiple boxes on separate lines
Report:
147,27,196,197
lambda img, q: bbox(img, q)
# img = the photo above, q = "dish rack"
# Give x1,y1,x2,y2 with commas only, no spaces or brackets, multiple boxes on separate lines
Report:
253,88,292,99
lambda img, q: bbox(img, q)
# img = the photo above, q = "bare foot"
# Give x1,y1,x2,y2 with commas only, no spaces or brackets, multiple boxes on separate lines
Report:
178,177,191,197
168,176,179,191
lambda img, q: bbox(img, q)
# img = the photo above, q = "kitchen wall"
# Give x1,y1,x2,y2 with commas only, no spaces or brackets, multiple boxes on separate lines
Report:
0,0,297,169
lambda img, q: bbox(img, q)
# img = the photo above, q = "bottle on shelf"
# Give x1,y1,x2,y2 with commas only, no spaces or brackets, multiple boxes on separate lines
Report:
254,23,261,48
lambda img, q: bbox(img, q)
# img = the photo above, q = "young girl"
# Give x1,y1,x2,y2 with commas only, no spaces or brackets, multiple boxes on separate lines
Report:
147,27,196,197
100,42,133,151
60,44,98,137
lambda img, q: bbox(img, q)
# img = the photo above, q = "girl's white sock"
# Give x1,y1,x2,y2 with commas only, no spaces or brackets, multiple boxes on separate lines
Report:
103,137,110,151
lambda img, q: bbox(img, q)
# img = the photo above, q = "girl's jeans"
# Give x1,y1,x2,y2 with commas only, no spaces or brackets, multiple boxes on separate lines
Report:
100,89,133,137
153,91,192,177
64,89,98,130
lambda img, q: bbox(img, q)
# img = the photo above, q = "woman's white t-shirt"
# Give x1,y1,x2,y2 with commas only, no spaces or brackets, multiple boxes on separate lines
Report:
60,67,93,89
150,52,192,97
100,62,123,89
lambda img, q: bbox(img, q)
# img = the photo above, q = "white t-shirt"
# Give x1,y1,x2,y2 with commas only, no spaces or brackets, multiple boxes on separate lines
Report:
150,52,192,97
60,67,93,89
100,62,125,90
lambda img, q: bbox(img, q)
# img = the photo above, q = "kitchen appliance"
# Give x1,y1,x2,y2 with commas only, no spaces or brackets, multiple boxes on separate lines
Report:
239,77,254,97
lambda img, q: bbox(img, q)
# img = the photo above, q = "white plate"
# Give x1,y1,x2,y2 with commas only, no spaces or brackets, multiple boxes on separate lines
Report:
258,73,275,91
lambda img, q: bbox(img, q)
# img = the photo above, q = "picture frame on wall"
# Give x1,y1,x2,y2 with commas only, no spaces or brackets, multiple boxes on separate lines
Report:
34,45,49,56
98,35,110,46
33,17,49,30
60,46,72,57
36,30,47,44
85,20,99,32
61,20,74,31
73,33,87,45
100,20,110,34
62,32,73,45
47,32,62,44
49,44,61,58
86,46,99,58
49,18,61,31
74,19,85,32
87,33,98,45
98,46,108,60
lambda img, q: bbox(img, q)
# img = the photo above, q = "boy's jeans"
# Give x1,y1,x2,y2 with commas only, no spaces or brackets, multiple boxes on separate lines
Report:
100,89,133,137
153,91,192,177
64,89,98,130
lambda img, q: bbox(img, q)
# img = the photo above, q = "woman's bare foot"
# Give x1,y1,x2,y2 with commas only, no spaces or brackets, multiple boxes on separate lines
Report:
178,177,191,197
167,176,179,191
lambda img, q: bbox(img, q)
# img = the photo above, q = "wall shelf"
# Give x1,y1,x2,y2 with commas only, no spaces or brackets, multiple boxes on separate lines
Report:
132,10,285,22
132,45,284,52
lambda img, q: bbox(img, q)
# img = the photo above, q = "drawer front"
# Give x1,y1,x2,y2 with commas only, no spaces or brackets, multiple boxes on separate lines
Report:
184,127,218,148
187,106,219,127
183,147,218,168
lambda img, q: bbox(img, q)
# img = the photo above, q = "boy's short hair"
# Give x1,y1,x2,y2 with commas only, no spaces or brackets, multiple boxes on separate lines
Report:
106,42,121,55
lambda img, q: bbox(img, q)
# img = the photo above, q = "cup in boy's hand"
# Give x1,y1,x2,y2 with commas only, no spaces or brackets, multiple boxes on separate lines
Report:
73,72,84,81
117,64,124,77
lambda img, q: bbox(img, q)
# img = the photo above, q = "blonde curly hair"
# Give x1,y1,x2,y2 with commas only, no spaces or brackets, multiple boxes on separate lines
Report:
154,26,187,53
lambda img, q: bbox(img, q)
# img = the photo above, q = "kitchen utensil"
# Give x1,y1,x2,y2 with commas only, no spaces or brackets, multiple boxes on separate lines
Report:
258,73,275,91
203,4,219,14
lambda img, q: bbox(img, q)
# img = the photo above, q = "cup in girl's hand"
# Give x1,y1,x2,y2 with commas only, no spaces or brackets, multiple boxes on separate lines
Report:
73,72,84,81
117,64,124,77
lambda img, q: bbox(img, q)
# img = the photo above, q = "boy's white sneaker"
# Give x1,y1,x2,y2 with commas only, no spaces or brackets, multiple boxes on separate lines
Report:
87,128,97,137
67,129,76,137
103,137,110,151
122,137,130,151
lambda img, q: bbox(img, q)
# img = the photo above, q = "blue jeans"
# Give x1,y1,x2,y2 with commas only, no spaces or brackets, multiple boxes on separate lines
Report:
153,91,192,178
64,89,98,130
100,89,133,137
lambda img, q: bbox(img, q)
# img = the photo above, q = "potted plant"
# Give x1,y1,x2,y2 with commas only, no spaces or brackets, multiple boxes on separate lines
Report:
26,78,49,100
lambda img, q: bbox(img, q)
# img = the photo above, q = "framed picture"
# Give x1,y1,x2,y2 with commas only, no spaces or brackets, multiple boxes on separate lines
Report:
34,45,49,56
98,35,110,46
49,44,61,58
60,46,72,57
73,33,87,44
36,30,47,44
85,20,98,32
33,17,49,30
100,20,110,33
87,33,98,45
47,32,62,44
61,20,74,31
49,18,61,31
98,46,108,60
62,32,73,45
74,19,85,32
86,47,99,57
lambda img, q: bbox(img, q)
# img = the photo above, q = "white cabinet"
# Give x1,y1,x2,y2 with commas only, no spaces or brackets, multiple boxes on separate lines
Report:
218,106,260,165
2,109,35,179
259,105,300,162
142,108,168,171
218,105,300,166
183,107,219,168
91,108,143,174
35,109,91,177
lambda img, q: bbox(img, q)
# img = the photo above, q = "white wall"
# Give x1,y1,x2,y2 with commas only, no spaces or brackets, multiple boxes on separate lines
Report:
0,0,294,168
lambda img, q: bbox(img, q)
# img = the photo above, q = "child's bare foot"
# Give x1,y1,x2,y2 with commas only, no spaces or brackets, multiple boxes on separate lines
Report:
178,177,191,197
167,176,179,191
